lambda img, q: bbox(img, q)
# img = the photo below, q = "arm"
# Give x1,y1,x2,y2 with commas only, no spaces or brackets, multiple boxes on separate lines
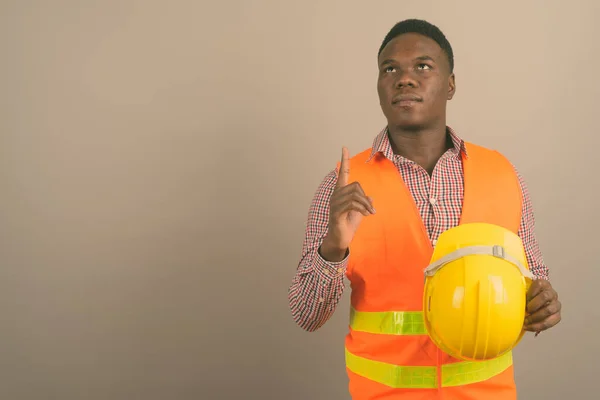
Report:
288,170,349,332
514,168,561,333
515,168,549,280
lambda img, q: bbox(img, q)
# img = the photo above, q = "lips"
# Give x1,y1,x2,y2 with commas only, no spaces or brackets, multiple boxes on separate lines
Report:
392,93,423,105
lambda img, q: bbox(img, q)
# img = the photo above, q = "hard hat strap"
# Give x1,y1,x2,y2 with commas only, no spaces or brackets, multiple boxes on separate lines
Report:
423,245,536,280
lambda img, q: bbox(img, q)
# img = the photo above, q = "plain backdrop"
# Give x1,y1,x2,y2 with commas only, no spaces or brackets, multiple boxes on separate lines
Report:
1,1,599,399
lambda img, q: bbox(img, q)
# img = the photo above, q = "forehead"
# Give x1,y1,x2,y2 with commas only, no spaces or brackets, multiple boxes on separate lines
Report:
378,32,445,64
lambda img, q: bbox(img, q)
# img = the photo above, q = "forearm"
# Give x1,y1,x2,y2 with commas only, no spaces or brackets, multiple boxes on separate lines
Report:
289,169,349,331
288,246,348,332
514,165,550,280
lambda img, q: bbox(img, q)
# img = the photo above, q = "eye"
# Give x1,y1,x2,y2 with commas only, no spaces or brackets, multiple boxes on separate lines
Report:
417,64,432,71
384,66,396,73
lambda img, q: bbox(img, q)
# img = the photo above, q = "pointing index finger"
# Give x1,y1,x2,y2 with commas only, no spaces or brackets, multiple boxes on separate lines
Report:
337,147,350,188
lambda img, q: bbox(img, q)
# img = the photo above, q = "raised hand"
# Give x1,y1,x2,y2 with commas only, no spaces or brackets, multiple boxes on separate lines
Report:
319,147,375,262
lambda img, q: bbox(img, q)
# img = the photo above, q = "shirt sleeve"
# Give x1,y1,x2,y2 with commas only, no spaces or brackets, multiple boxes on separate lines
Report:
288,169,349,332
513,166,550,280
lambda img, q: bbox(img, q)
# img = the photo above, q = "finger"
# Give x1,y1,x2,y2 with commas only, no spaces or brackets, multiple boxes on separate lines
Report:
524,312,561,332
331,189,375,214
525,300,561,325
333,182,376,213
366,196,376,212
526,288,557,314
526,279,549,302
332,195,374,216
336,147,350,188
334,181,366,197
354,183,375,210
336,199,372,216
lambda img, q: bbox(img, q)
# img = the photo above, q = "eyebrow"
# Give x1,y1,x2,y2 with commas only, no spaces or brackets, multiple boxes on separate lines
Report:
379,55,436,67
415,55,435,63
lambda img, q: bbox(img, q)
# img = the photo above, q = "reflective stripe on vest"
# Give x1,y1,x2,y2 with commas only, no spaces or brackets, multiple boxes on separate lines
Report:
345,348,513,388
348,308,513,387
350,307,426,335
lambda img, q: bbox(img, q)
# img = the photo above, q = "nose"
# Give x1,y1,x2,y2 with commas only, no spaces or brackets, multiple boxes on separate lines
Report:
395,70,417,88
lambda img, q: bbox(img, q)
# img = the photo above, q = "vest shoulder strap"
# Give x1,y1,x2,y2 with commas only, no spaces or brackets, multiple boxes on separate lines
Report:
461,141,523,233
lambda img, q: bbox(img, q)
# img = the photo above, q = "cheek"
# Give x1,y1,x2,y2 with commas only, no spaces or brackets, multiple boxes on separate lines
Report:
427,82,448,102
377,82,390,103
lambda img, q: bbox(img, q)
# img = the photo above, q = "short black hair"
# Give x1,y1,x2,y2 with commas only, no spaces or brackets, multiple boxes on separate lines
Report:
378,19,454,73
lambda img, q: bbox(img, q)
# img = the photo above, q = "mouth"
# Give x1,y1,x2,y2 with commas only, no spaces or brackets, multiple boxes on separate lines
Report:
392,94,423,107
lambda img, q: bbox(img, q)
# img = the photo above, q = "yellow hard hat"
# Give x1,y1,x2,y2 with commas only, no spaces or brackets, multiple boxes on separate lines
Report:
422,222,535,362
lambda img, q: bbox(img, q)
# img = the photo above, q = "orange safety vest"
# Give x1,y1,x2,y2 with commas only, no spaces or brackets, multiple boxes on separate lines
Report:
340,142,523,400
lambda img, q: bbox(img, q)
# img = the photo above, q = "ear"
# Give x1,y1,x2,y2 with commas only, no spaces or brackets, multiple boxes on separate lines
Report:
447,73,456,100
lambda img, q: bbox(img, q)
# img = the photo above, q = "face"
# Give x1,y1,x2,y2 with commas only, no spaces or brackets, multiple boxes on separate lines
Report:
377,33,455,131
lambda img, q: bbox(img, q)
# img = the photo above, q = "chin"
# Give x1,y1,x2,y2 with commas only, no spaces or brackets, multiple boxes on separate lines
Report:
390,119,427,132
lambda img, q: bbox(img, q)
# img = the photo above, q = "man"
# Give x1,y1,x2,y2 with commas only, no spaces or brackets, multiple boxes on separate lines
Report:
288,19,562,399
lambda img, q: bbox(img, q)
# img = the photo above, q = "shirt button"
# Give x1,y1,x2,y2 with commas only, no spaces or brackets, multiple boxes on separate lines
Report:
323,269,330,276
319,298,325,303
430,197,437,205
337,268,344,274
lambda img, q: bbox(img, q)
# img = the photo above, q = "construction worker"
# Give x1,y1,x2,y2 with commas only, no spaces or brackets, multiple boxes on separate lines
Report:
288,19,562,399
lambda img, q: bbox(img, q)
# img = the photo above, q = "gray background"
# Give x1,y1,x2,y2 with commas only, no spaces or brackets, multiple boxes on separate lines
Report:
1,0,598,399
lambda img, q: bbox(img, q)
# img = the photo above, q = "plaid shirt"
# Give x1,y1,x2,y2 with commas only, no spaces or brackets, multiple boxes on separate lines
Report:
288,126,548,332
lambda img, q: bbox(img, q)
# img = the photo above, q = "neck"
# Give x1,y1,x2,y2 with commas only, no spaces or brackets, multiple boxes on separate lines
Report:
387,124,451,174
